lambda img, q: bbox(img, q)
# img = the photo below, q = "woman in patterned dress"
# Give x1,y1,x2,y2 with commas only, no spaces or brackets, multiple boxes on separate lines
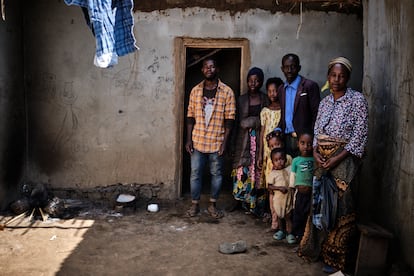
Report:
298,57,368,274
231,67,268,215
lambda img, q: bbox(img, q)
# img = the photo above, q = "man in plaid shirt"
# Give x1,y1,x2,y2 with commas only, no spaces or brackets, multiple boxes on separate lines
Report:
185,57,236,218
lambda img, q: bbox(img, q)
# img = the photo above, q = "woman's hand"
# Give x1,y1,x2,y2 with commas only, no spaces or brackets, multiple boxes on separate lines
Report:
321,155,342,170
313,148,326,167
316,148,349,170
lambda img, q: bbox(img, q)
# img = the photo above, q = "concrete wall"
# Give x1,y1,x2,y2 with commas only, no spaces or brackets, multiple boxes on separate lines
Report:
0,0,25,209
362,0,414,268
21,2,362,200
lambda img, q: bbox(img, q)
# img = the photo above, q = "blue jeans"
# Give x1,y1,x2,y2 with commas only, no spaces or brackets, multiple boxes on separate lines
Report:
190,150,223,201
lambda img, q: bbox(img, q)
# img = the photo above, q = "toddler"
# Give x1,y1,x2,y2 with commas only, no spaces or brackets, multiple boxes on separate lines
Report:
267,148,295,244
265,131,292,231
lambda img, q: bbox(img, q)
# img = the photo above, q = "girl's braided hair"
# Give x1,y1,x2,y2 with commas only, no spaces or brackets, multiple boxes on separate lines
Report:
266,130,283,142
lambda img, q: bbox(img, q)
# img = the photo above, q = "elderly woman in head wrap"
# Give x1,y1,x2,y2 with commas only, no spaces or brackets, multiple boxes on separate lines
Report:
231,67,269,216
298,57,368,274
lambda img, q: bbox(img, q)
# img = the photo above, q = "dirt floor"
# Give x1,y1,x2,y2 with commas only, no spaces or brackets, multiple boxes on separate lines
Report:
0,195,325,276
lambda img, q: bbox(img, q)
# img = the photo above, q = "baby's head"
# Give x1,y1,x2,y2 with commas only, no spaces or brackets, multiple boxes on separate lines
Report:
270,148,287,170
266,131,284,150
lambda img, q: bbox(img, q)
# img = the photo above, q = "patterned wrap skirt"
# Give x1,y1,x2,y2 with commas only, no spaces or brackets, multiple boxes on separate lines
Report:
298,135,361,271
232,129,266,216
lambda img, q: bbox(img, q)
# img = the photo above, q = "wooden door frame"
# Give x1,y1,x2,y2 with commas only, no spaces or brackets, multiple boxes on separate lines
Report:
173,37,250,197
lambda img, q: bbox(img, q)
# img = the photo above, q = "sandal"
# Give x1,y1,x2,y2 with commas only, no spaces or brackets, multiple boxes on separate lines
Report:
219,240,247,254
186,203,200,217
286,234,297,244
273,230,286,240
207,203,224,219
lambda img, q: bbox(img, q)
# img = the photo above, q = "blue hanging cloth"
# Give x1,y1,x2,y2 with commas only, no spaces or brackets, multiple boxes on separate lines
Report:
64,0,139,68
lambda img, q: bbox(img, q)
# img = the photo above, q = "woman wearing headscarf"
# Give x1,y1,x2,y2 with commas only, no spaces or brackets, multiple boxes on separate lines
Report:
231,67,269,216
298,57,368,274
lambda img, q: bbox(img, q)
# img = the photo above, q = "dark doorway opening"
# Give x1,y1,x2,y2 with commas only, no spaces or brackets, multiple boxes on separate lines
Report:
182,47,241,196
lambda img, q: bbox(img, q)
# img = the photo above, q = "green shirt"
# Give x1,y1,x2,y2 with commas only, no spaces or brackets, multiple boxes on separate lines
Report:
291,156,314,187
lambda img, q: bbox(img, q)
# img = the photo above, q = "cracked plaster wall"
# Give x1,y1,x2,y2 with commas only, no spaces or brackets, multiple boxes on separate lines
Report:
362,0,414,268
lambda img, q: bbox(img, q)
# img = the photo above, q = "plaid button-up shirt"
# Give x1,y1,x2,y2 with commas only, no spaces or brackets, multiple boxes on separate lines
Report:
187,80,236,153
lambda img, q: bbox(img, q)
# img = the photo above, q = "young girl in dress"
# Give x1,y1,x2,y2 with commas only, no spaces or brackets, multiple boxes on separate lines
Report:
258,77,284,174
266,148,295,244
256,77,283,220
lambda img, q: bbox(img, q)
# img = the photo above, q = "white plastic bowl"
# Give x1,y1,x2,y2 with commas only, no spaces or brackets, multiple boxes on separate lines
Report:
147,204,159,212
116,194,136,203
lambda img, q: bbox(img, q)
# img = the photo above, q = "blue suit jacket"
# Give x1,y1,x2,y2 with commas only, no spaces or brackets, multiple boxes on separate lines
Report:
277,76,320,135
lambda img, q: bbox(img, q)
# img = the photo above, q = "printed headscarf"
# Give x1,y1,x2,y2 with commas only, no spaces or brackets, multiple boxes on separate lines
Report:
328,57,352,74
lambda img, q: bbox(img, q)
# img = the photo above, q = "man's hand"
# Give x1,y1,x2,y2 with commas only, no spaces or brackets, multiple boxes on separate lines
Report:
218,143,226,156
185,140,194,155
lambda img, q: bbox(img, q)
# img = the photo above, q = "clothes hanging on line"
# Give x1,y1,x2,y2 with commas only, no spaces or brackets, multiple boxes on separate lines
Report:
64,0,139,68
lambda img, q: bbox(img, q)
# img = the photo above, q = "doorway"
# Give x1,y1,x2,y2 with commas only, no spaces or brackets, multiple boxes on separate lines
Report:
174,37,251,197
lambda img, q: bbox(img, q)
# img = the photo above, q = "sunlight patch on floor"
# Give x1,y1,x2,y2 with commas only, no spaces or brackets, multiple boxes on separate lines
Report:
0,216,95,275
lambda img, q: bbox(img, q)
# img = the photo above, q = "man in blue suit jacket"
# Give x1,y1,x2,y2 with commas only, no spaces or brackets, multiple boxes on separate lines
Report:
276,53,320,157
